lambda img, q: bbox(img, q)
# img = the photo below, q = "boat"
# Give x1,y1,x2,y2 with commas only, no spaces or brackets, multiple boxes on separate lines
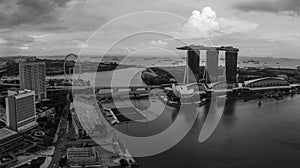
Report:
257,101,262,106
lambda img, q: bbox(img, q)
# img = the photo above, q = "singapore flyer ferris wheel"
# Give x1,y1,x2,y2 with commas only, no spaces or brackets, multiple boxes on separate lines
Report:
64,53,82,80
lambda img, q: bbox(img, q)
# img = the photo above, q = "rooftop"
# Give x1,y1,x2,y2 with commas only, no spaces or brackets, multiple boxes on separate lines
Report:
19,61,45,66
7,89,34,96
67,147,96,158
177,45,239,52
244,77,287,86
67,147,99,165
0,128,17,140
0,128,21,145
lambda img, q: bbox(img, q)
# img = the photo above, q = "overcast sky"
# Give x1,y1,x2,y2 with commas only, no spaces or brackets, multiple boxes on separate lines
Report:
0,0,300,58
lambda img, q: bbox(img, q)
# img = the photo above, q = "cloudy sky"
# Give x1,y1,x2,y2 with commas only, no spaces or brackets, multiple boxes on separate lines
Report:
0,0,300,58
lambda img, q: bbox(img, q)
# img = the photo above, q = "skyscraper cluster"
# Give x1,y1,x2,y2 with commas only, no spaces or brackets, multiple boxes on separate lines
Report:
4,61,46,132
178,45,239,84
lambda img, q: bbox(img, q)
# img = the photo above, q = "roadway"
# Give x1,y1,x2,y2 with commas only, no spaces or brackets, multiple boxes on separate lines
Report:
47,85,166,91
48,106,69,168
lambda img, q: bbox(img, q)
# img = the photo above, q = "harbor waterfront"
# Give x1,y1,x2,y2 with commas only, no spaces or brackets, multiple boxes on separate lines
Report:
2,61,300,167
81,67,300,168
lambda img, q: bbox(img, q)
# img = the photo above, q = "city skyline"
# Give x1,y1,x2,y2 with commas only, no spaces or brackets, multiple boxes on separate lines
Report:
1,1,300,167
0,0,300,58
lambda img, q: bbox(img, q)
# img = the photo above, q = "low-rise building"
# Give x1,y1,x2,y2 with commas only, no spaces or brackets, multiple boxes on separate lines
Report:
0,128,23,154
36,106,56,119
0,152,17,168
66,147,100,167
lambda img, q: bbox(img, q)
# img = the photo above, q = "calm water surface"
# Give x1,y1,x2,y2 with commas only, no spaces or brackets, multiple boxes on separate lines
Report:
130,96,300,168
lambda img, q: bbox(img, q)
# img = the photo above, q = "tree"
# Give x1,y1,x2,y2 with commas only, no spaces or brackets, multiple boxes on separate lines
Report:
47,127,56,137
131,162,139,168
119,159,129,168
42,136,53,147
30,157,45,168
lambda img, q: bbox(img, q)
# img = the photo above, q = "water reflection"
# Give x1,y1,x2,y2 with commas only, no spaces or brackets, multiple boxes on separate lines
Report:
115,97,235,139
135,95,300,168
115,99,181,137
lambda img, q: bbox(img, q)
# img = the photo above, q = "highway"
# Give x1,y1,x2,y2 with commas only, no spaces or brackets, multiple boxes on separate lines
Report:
48,106,69,168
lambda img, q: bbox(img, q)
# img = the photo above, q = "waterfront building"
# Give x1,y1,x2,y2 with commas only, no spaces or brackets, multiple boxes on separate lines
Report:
244,77,290,88
184,50,200,83
170,83,208,105
225,51,238,83
19,62,46,102
141,68,158,85
206,49,219,82
172,84,195,99
0,127,23,154
178,45,239,84
5,89,37,132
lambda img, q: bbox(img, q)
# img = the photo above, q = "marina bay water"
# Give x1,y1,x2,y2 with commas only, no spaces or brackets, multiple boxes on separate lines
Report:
134,96,300,168
69,67,300,167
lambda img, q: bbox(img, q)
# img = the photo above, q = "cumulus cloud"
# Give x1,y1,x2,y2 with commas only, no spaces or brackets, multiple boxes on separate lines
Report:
234,0,300,17
181,7,258,38
182,7,219,38
0,0,72,28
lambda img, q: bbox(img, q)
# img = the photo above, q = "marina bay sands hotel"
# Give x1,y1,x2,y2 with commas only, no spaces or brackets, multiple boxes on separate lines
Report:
177,45,239,84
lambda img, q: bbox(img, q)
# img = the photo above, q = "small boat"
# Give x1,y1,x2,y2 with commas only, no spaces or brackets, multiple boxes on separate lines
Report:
274,96,284,100
257,101,262,107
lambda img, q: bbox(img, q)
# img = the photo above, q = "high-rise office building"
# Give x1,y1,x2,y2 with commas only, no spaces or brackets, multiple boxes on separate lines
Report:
5,90,37,132
185,50,200,83
19,62,46,101
206,50,219,82
178,45,239,84
225,51,238,83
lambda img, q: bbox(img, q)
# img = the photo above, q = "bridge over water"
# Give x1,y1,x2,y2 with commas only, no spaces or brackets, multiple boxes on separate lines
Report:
46,81,294,99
